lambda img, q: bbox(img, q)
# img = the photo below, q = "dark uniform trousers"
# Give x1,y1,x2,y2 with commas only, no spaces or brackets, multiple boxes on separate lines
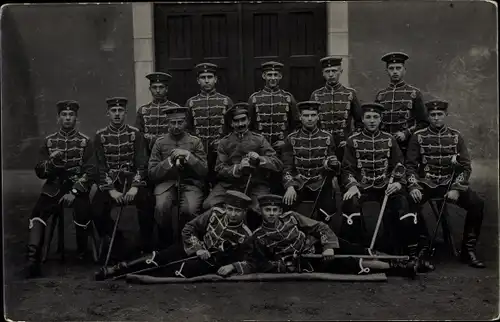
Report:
287,182,337,224
407,186,484,254
91,183,154,253
340,188,419,254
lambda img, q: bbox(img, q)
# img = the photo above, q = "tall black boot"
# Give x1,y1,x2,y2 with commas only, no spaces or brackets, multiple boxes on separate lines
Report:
460,230,485,268
95,251,160,280
339,212,366,246
26,218,46,278
387,258,417,279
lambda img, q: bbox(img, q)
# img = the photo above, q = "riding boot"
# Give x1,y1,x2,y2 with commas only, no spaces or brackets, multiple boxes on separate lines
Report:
74,220,91,261
460,229,485,268
95,251,160,280
26,218,47,278
409,242,435,273
387,259,417,279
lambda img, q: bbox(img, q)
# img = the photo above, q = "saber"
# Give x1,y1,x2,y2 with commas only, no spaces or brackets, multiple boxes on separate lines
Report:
103,178,128,268
309,176,328,219
301,253,409,260
244,173,253,194
369,163,406,251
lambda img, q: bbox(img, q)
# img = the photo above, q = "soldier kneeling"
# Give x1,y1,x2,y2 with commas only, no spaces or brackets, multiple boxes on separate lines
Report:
95,190,254,280
249,194,419,278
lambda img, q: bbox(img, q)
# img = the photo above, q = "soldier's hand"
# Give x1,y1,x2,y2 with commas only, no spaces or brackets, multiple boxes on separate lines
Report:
283,186,297,206
217,264,235,276
394,131,406,142
445,189,460,202
247,151,260,160
210,139,221,150
171,148,191,159
339,141,347,148
343,186,361,201
240,158,252,169
109,189,124,205
322,248,335,261
124,187,138,204
385,182,402,196
410,189,423,203
196,249,211,260
59,193,75,207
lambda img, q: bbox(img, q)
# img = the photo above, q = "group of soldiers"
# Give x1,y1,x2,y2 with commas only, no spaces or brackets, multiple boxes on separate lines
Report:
25,51,486,281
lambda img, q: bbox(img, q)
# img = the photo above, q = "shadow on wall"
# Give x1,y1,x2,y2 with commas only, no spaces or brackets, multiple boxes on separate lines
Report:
1,8,40,169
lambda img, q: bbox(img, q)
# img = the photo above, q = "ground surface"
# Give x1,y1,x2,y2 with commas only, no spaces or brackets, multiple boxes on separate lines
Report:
3,170,499,321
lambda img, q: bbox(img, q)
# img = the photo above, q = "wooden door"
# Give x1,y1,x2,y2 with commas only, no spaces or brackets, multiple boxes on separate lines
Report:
154,4,241,105
242,3,326,101
154,3,326,104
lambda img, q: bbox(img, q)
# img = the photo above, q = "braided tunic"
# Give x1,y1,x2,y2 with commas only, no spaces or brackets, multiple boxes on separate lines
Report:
135,100,181,150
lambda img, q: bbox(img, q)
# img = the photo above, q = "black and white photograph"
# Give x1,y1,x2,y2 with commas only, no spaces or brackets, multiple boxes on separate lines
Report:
1,1,498,321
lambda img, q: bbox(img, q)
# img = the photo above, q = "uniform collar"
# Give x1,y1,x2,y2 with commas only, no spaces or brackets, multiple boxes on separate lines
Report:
300,126,319,136
168,131,187,141
200,89,217,97
151,98,169,105
109,123,127,133
263,86,281,94
261,219,278,230
234,129,250,139
362,128,381,138
429,125,448,134
325,82,342,91
389,81,406,89
58,128,77,138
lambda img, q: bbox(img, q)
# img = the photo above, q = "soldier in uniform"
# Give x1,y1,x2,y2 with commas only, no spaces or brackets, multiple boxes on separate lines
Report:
282,101,340,223
248,61,298,154
91,97,155,255
248,195,417,278
202,103,283,229
185,63,233,190
26,100,95,278
95,190,254,280
375,52,428,155
406,99,485,268
149,106,208,247
135,72,181,153
310,56,362,160
340,103,420,259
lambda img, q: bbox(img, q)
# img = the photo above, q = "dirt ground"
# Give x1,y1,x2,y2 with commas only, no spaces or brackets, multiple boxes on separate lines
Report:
3,171,499,321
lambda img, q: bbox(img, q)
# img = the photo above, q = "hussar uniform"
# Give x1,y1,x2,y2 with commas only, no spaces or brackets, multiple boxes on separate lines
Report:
341,103,419,255
406,100,485,268
27,100,95,277
92,97,155,254
185,63,234,188
281,101,340,221
203,104,283,217
149,106,208,246
248,61,299,150
310,57,363,157
135,72,181,152
375,52,428,154
95,190,255,280
249,195,416,277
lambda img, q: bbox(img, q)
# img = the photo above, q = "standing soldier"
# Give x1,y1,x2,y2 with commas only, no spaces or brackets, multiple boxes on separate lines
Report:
375,52,428,155
136,72,181,153
406,99,485,268
248,61,299,153
310,56,362,159
26,100,95,278
202,103,283,228
282,101,340,222
91,97,155,256
341,102,420,259
185,63,233,190
149,106,208,247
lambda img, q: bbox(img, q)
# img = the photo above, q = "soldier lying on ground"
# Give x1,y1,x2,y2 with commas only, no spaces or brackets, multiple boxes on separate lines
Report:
94,190,254,280
248,194,419,278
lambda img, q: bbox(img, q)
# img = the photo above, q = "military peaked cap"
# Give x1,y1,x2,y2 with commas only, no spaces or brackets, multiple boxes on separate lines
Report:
228,102,249,118
165,106,189,118
257,194,283,208
106,97,128,109
261,61,284,73
361,102,384,115
425,99,449,111
297,101,321,112
146,72,172,85
320,56,342,69
381,52,409,65
195,62,218,75
225,190,252,209
56,100,80,114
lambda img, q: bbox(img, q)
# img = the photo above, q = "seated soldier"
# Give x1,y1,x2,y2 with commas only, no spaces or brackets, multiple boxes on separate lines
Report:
95,190,254,280
406,99,485,268
282,101,340,223
26,100,95,278
203,102,283,230
148,106,208,247
91,97,155,256
340,103,421,259
249,195,418,278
